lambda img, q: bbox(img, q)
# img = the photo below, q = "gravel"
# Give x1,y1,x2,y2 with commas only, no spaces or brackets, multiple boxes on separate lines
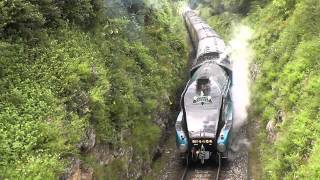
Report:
153,127,249,180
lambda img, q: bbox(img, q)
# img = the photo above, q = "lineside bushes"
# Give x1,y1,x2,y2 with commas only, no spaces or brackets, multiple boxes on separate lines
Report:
0,0,187,178
249,0,320,178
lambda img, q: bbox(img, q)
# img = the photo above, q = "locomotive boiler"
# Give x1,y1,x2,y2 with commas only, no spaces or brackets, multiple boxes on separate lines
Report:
175,10,233,164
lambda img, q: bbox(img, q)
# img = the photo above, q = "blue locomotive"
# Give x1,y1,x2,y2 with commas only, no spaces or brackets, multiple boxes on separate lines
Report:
175,10,233,164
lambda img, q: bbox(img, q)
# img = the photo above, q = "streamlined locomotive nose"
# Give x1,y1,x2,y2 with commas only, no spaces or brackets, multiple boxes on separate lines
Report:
175,9,233,163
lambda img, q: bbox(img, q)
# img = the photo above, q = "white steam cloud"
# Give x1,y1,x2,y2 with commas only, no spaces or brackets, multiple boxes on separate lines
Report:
228,25,254,152
229,24,253,129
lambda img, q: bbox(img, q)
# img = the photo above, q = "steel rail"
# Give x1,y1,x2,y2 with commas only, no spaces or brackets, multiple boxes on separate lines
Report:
181,156,189,180
216,153,221,180
180,153,221,180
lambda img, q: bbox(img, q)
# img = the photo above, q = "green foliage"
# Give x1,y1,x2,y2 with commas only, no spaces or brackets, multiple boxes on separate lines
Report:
247,0,320,178
132,121,161,156
0,28,108,178
0,0,102,42
0,0,187,178
104,158,127,180
197,0,267,40
206,12,240,40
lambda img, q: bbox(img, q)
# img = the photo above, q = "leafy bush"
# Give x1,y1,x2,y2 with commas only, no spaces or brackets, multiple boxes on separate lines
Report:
0,0,187,178
248,0,320,178
0,0,102,42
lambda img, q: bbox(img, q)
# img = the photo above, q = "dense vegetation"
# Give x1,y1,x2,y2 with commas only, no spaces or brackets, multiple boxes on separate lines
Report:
249,0,320,178
0,0,187,178
194,0,267,39
2,0,319,178
196,0,320,178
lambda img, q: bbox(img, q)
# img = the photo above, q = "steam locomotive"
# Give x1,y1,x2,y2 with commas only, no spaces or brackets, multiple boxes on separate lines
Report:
175,10,233,164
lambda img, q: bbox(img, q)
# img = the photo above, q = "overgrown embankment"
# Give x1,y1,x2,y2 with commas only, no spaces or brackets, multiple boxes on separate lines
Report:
0,0,187,179
249,0,320,179
195,0,320,179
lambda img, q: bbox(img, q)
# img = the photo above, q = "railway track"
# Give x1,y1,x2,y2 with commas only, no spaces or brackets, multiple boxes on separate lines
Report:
181,153,221,180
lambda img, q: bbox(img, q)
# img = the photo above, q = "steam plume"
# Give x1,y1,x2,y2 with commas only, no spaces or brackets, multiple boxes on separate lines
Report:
229,24,254,152
230,24,253,129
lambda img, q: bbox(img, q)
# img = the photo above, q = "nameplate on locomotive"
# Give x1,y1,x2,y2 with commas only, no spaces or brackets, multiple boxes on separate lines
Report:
193,95,212,105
